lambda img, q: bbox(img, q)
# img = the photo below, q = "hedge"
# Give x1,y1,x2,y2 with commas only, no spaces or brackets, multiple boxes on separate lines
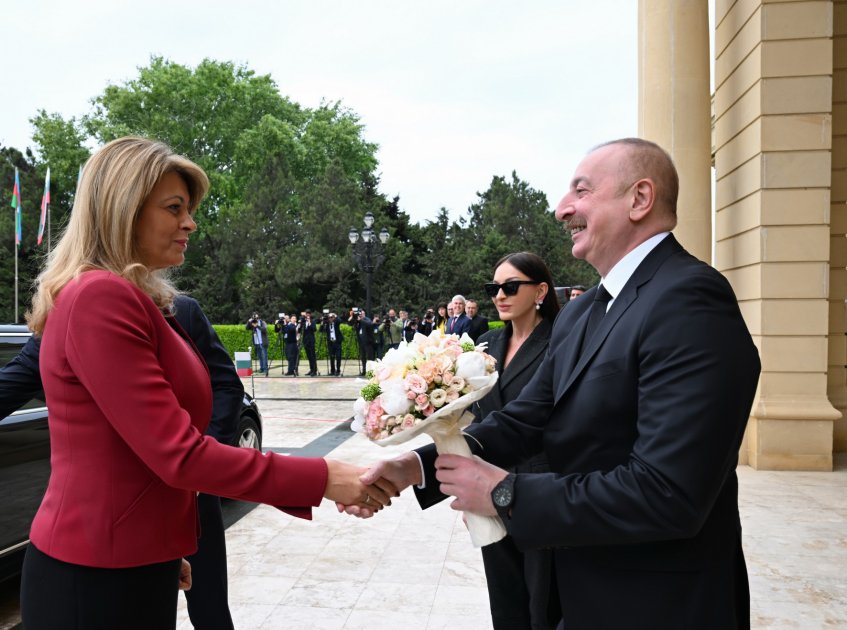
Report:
214,320,505,361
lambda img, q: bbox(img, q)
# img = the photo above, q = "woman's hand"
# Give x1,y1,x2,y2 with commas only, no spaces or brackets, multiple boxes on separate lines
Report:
324,459,398,515
178,558,192,591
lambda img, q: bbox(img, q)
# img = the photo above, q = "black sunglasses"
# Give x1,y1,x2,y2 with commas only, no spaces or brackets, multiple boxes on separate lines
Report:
484,280,540,298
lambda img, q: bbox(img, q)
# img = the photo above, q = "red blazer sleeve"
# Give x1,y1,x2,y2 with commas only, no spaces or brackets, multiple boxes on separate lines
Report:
64,276,327,515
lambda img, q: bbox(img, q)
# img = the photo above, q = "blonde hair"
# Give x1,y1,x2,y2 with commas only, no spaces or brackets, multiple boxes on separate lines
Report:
27,137,209,334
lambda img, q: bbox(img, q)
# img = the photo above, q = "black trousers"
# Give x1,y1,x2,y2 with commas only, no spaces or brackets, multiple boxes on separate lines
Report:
358,343,374,374
481,536,560,630
21,543,181,629
328,339,342,373
303,339,317,373
185,493,234,630
285,342,299,374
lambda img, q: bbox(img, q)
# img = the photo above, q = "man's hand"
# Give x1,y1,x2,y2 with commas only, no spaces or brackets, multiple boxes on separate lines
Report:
178,558,192,591
324,459,397,516
435,454,508,517
338,452,421,518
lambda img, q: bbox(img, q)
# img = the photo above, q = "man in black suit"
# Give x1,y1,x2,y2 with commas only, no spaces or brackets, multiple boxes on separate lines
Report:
350,309,375,375
300,310,318,376
356,138,760,629
446,295,472,336
320,312,344,376
0,295,242,630
465,298,489,342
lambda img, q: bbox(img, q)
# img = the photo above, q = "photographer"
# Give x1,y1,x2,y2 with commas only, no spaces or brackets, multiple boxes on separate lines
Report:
282,314,299,376
300,309,318,377
245,312,269,376
404,316,418,342
349,308,374,376
319,312,344,376
380,308,403,351
418,309,435,336
373,314,385,359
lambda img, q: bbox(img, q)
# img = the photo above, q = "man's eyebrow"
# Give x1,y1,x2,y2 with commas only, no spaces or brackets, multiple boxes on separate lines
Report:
571,176,590,189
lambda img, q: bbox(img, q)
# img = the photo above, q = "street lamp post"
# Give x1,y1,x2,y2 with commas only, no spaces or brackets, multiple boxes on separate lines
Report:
348,211,390,316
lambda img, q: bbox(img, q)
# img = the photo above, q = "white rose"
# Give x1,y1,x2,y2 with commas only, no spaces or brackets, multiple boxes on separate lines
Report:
351,397,369,433
455,351,487,381
380,379,413,416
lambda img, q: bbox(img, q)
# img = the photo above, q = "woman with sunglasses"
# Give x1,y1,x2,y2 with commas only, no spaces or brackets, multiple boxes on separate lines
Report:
474,252,561,630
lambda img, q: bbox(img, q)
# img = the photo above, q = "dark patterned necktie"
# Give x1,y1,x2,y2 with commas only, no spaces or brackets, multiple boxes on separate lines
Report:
581,285,612,354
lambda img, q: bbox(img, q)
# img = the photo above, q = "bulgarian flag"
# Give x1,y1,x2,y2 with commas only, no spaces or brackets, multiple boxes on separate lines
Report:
11,168,22,246
38,167,50,245
235,351,253,377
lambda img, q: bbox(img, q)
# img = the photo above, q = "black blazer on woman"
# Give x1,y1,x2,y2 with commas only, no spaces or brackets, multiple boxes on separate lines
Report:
473,319,560,630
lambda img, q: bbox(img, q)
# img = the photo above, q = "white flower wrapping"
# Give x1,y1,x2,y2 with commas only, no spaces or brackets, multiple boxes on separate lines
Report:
351,330,506,547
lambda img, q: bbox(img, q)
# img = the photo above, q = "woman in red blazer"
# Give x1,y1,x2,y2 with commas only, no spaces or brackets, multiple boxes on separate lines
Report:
21,137,394,629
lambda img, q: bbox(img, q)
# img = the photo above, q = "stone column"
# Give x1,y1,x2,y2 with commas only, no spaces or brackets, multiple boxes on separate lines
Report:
638,0,712,263
828,0,847,452
714,0,838,470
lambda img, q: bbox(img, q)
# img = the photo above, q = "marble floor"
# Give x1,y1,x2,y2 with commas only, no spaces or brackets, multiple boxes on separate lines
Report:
170,368,847,629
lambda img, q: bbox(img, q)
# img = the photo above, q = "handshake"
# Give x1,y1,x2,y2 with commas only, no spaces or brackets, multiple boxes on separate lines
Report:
324,451,509,519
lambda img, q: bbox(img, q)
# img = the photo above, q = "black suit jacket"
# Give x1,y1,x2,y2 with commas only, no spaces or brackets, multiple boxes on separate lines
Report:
468,315,490,343
320,320,343,343
172,296,244,444
1,296,243,445
420,235,760,629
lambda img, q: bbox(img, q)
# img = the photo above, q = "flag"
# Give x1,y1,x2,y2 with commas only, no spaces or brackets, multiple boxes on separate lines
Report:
11,168,22,245
38,167,50,245
235,351,253,377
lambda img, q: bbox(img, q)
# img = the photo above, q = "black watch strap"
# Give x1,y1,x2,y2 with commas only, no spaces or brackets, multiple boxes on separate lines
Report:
491,473,517,521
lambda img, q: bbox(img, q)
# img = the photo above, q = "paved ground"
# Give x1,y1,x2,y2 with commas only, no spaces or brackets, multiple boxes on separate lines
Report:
1,360,844,629
176,366,847,629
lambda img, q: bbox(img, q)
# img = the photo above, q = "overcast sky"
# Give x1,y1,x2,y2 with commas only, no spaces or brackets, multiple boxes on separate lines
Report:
2,1,639,225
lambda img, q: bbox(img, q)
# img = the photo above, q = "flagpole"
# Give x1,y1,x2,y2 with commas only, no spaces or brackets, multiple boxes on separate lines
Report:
14,236,18,324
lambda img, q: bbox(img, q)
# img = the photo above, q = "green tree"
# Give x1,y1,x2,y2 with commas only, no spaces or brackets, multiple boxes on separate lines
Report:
75,57,381,321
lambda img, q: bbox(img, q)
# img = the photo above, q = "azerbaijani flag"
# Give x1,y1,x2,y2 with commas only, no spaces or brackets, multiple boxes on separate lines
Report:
235,351,253,377
11,168,22,246
38,167,50,245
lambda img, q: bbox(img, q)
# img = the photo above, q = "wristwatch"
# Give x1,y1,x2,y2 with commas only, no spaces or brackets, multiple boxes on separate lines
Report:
491,473,517,520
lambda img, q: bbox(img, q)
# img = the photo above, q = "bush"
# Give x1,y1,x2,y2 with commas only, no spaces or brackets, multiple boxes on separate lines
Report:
214,324,361,360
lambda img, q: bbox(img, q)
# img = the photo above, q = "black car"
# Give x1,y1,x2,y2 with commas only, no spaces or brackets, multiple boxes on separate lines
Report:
0,324,263,583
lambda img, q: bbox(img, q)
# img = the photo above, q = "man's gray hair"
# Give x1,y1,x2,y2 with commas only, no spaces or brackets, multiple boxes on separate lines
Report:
452,295,466,304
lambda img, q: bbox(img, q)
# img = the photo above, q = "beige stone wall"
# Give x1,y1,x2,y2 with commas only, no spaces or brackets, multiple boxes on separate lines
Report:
830,0,847,451
714,0,839,470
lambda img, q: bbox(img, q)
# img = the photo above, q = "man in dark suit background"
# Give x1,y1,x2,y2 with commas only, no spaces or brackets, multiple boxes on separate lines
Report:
300,310,318,376
350,309,375,375
0,295,242,630
356,138,761,629
446,295,472,336
320,312,344,376
465,298,489,342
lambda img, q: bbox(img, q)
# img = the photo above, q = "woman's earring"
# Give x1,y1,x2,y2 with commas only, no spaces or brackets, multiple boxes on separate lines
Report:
535,302,541,310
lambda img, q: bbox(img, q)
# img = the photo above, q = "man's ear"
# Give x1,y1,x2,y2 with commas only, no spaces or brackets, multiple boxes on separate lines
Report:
629,179,655,222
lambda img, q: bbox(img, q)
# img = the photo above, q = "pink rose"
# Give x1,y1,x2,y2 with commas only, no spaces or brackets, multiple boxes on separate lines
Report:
405,373,428,394
446,390,459,402
406,390,416,400
421,404,435,416
402,414,416,428
417,361,436,383
415,393,429,406
441,371,454,385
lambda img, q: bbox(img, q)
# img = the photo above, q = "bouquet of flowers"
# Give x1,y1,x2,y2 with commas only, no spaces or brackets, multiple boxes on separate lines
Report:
352,330,506,546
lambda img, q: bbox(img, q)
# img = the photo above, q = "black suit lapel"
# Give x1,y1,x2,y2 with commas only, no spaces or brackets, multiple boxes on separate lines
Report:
554,234,684,405
500,319,551,391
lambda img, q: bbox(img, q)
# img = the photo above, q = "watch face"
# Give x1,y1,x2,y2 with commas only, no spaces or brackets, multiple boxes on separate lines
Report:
492,484,513,507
